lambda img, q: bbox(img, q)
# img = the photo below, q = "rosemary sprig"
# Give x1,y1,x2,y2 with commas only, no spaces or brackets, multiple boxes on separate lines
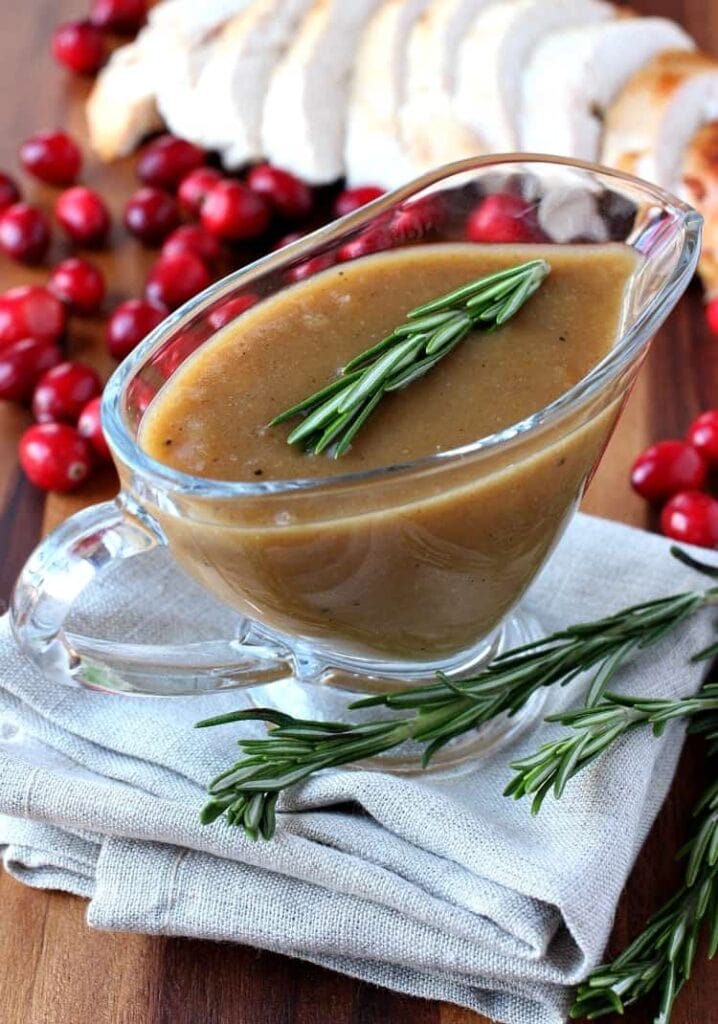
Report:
197,548,718,1022
571,758,718,1023
270,259,550,456
505,684,718,815
197,568,718,839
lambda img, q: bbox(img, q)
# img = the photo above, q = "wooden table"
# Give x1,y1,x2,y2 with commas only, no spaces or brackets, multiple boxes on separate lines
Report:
1,2,717,1022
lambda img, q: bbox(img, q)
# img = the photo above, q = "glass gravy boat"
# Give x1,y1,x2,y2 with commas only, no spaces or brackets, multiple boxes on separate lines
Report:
11,156,701,728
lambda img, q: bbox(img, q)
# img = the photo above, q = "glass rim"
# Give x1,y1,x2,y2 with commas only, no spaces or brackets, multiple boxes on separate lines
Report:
103,153,702,499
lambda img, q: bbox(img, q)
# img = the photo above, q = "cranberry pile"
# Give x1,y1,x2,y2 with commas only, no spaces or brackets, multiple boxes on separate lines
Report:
631,411,718,549
0,122,400,493
0,3,388,491
2,0,552,495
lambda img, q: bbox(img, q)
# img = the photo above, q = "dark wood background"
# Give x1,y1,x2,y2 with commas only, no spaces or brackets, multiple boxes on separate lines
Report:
1,2,717,1022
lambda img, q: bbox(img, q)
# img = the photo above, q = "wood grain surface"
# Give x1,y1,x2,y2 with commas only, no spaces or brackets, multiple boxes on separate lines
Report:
1,2,717,1022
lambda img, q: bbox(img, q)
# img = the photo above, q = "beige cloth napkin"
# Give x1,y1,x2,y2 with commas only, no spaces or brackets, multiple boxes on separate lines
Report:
0,512,714,1024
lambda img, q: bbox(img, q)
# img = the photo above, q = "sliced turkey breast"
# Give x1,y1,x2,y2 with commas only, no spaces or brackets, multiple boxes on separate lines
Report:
153,0,253,144
345,0,431,189
147,0,249,40
399,0,492,180
538,182,609,243
455,0,614,155
189,0,315,168
680,122,718,296
521,16,694,161
85,28,163,160
261,0,384,185
603,50,718,189
85,0,248,160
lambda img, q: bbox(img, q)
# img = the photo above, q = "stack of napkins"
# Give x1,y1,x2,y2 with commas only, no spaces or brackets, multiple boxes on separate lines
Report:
0,514,712,1024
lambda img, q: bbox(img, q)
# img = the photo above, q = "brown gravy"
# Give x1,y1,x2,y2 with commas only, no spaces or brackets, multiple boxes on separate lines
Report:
139,244,638,664
142,244,636,481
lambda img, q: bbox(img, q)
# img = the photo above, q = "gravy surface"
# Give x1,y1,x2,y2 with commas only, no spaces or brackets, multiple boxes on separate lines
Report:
142,244,637,481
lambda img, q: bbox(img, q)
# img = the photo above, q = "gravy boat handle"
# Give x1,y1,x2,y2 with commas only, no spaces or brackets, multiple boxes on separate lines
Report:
10,498,293,696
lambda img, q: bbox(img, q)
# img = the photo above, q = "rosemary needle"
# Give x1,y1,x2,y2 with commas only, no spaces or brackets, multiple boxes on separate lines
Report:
505,684,718,815
572,762,718,1023
270,259,550,457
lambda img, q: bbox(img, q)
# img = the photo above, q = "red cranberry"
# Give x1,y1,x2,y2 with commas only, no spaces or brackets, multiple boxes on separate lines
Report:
247,164,313,220
0,172,21,213
630,440,708,502
55,186,111,246
467,194,544,244
661,491,718,548
706,299,718,336
106,298,166,360
177,167,223,218
338,228,391,262
391,196,445,241
125,186,178,245
32,361,102,424
147,336,187,379
19,423,94,492
333,186,385,218
0,286,66,347
288,253,336,282
0,203,51,263
89,0,147,33
128,378,154,418
687,410,718,468
77,395,111,460
20,131,82,186
49,260,103,315
201,180,270,241
52,20,106,75
207,294,259,330
161,224,223,271
145,252,211,310
49,257,106,315
0,339,62,402
136,134,206,191
273,230,305,250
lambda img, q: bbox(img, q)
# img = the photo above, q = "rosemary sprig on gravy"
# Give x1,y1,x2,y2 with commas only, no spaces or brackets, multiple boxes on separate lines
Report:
270,258,550,457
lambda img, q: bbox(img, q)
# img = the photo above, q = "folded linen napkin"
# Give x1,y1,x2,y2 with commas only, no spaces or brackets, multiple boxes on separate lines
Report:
0,512,714,1024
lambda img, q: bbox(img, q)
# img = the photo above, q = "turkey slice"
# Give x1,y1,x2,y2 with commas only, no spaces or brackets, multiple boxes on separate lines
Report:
680,122,718,296
147,0,250,41
85,28,163,160
153,0,253,145
345,0,431,189
455,0,614,155
261,0,384,184
189,0,316,168
603,50,718,189
521,15,694,161
399,0,493,180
